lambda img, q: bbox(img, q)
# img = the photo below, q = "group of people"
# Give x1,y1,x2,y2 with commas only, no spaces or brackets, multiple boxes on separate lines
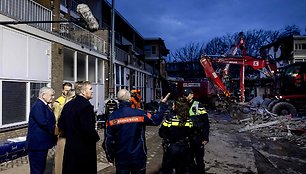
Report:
26,81,99,174
159,89,209,174
104,88,210,174
26,81,210,174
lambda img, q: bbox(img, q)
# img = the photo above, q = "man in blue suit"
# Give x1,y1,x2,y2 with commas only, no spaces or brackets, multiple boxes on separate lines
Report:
26,87,57,174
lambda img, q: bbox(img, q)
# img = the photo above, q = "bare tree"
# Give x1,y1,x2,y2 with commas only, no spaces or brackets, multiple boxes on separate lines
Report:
168,25,301,63
170,42,205,62
279,25,301,38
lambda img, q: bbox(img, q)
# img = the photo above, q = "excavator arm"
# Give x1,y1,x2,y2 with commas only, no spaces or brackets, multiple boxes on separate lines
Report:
200,32,276,102
200,56,231,97
200,55,276,102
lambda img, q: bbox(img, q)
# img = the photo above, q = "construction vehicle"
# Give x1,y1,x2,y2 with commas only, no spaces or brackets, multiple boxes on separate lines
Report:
267,62,306,116
200,32,276,103
200,55,276,102
176,79,220,106
200,33,306,116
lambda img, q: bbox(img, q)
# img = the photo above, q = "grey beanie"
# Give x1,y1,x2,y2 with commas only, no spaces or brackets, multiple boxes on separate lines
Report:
117,89,131,101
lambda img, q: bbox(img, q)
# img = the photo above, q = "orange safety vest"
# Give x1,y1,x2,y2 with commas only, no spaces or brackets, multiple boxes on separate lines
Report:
130,96,141,109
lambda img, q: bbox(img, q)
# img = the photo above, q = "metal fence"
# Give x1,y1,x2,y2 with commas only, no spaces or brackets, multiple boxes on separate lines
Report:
59,19,107,54
0,0,107,54
0,0,52,31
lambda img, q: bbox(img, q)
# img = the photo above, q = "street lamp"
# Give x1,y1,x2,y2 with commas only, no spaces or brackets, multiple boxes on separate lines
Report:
108,0,116,99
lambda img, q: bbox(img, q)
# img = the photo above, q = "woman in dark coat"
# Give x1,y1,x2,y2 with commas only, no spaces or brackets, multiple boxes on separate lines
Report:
159,98,195,174
58,81,100,174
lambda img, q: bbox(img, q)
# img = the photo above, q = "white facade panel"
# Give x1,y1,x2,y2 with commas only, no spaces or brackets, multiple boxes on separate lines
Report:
2,28,28,79
90,84,98,112
0,27,2,76
28,36,51,80
97,84,105,115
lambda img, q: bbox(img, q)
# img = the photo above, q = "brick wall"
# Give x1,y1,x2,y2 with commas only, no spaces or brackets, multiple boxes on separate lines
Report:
0,127,28,140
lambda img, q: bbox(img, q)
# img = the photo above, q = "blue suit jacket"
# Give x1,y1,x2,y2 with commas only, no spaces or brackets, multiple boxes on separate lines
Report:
26,99,57,150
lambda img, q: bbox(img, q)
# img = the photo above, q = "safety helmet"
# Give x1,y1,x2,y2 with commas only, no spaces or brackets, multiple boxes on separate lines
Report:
183,88,193,97
131,89,140,93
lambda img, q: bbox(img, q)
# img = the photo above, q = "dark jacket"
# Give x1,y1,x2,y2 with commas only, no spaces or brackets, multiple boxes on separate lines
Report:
159,115,195,174
26,99,57,150
159,115,194,143
104,101,167,163
188,100,210,142
58,95,100,174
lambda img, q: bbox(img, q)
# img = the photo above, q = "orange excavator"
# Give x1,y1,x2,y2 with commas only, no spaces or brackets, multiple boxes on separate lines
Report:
200,33,306,116
200,32,276,103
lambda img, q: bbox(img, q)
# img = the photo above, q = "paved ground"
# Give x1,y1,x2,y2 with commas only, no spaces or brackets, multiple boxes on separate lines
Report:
0,126,162,174
1,111,306,174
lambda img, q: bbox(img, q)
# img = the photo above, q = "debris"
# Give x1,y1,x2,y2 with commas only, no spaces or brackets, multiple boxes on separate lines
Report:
238,120,281,132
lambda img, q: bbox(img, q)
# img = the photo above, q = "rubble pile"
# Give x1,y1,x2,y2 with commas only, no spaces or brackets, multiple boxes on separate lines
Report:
231,99,306,148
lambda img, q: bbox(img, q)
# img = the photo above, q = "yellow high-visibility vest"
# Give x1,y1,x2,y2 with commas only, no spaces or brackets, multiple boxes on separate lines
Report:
189,101,207,116
162,116,193,128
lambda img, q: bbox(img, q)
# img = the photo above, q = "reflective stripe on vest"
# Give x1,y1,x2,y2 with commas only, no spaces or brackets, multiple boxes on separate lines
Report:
162,116,193,128
189,101,207,116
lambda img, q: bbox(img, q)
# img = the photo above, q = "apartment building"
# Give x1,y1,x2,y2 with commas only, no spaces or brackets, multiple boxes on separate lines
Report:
0,0,168,139
261,35,306,67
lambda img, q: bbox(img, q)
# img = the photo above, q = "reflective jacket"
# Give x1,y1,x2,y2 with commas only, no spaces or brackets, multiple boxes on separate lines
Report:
159,115,194,144
188,100,210,142
104,101,167,162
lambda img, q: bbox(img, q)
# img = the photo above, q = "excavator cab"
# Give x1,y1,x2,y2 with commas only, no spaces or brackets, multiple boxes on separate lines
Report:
279,62,306,95
269,62,306,116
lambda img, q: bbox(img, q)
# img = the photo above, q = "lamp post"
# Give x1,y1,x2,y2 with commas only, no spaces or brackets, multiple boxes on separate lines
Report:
108,0,116,99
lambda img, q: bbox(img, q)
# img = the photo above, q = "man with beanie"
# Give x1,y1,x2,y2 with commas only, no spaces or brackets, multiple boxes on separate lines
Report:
103,89,170,174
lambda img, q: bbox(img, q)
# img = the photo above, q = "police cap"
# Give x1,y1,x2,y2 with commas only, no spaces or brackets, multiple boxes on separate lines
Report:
183,88,193,97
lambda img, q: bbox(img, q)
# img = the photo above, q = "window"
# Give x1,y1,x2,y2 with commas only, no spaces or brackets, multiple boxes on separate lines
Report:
64,49,75,81
116,65,120,85
88,56,96,83
2,81,26,125
98,59,104,84
295,43,306,50
152,46,157,54
30,82,48,108
77,53,86,81
121,67,125,85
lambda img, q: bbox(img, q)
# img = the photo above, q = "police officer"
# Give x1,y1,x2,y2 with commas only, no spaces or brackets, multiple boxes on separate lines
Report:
159,97,195,174
183,88,210,174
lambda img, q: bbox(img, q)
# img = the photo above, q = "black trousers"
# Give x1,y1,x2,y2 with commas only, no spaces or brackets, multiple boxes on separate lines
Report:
190,142,205,174
162,141,194,174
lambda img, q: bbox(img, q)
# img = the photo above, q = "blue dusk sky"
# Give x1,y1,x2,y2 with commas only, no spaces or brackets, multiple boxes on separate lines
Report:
113,0,306,52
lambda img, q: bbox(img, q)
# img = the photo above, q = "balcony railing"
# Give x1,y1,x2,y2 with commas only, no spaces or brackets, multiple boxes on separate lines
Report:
59,18,107,54
0,0,52,31
115,47,129,63
61,0,86,14
0,0,107,54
